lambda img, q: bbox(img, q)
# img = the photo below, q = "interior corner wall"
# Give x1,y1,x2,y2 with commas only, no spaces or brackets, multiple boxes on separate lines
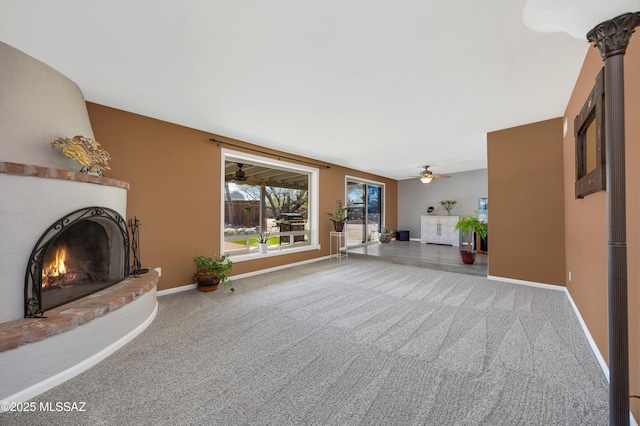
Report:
487,118,565,286
86,103,397,292
563,42,639,421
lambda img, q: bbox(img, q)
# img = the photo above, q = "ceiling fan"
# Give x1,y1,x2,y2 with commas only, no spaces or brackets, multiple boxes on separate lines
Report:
225,163,264,185
417,165,451,183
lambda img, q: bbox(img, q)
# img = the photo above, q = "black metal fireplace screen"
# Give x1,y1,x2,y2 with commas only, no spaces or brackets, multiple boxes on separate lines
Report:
24,207,130,318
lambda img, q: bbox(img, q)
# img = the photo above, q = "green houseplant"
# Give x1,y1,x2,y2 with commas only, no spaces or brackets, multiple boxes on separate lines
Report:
454,213,488,265
378,224,394,243
192,254,234,292
327,199,348,232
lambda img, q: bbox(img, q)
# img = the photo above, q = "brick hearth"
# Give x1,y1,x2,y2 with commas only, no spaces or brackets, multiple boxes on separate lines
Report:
0,271,158,352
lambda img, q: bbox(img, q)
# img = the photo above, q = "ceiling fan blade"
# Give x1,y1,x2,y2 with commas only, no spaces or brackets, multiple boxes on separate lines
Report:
245,176,263,185
417,165,451,181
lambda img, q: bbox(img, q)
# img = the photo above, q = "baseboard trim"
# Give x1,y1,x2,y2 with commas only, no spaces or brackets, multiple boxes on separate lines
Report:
157,255,332,297
487,275,565,291
157,283,197,296
0,300,158,410
563,289,609,381
487,275,638,426
488,275,606,374
565,291,638,426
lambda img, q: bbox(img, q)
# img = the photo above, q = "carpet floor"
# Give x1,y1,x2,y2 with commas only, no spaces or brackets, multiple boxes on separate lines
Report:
1,257,608,425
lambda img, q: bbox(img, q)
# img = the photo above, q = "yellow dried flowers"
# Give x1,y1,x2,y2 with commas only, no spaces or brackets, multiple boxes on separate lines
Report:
50,135,111,175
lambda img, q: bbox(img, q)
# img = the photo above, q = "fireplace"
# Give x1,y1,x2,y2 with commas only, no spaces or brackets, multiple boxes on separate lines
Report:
24,206,130,317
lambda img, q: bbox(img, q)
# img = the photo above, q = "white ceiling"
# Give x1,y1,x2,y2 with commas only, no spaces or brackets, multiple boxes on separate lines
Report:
0,0,592,180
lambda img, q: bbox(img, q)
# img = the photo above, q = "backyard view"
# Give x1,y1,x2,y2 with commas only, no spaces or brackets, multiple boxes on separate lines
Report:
346,180,383,245
223,160,310,254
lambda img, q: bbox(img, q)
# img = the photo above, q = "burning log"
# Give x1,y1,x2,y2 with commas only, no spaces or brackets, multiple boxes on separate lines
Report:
42,272,77,289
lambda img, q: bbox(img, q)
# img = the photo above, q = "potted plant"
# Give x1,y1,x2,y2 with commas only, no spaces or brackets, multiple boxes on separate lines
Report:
327,199,348,232
192,254,234,292
454,213,488,265
378,224,394,243
257,230,271,253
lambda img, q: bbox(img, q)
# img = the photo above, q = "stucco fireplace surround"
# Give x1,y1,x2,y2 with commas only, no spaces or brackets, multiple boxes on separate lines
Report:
0,161,158,404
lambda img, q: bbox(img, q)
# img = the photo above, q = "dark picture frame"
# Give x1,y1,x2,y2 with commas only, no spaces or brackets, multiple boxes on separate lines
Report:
575,67,605,198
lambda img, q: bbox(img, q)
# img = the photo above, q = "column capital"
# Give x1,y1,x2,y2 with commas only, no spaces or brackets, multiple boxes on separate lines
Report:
587,12,640,59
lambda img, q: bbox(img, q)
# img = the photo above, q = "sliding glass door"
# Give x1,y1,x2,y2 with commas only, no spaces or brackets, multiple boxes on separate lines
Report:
346,179,383,246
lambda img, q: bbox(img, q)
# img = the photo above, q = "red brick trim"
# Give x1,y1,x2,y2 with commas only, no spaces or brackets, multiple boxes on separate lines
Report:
0,161,130,190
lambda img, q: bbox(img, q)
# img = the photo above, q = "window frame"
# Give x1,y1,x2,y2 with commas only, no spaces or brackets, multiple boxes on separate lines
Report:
221,148,320,261
575,67,606,199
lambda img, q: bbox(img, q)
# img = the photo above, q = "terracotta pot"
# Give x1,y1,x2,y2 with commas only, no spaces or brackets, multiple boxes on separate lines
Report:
460,251,476,265
333,222,345,232
195,272,221,292
379,232,394,243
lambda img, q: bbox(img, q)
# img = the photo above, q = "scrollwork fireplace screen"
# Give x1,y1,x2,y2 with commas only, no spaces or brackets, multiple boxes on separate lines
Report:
24,206,130,318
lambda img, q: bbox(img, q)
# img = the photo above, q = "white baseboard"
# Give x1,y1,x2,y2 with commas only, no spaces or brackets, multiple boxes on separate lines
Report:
487,275,565,291
563,289,610,382
0,300,158,410
156,283,197,296
157,255,331,297
487,275,638,426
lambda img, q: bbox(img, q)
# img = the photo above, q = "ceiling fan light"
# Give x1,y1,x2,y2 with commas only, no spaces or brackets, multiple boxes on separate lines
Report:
420,176,433,183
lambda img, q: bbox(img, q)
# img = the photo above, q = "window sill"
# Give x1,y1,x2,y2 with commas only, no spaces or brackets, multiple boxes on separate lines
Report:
227,244,321,262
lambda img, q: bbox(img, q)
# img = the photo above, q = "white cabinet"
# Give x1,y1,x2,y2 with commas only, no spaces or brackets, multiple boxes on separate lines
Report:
421,215,460,246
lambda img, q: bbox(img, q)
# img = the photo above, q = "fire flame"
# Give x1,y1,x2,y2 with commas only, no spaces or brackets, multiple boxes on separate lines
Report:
45,246,67,276
42,246,75,289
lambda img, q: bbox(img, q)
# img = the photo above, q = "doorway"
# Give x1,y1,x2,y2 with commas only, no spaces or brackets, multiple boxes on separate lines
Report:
346,178,384,246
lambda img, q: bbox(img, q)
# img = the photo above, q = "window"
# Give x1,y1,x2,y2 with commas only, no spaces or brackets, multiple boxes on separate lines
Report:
221,149,319,260
575,67,605,199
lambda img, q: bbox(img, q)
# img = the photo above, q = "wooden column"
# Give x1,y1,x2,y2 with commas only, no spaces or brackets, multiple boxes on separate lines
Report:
586,12,640,426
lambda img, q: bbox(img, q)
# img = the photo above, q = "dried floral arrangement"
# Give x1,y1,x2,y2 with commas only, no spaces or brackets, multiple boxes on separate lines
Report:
440,200,457,215
50,135,111,175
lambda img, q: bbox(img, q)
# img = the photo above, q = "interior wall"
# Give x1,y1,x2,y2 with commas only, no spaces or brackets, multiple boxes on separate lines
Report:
625,38,639,424
563,42,639,421
486,118,566,286
397,169,488,239
86,103,397,291
0,42,94,170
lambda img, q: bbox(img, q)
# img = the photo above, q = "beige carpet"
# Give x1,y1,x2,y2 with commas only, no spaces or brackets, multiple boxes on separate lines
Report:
1,257,608,425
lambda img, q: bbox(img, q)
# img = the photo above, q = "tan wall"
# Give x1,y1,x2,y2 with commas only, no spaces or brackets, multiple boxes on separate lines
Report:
626,39,640,423
563,43,639,420
487,118,566,285
86,103,397,291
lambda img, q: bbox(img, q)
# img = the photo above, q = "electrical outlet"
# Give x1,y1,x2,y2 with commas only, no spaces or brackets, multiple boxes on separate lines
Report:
155,267,162,277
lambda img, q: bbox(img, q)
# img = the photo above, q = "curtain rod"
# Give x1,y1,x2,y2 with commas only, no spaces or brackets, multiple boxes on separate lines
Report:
210,138,330,169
